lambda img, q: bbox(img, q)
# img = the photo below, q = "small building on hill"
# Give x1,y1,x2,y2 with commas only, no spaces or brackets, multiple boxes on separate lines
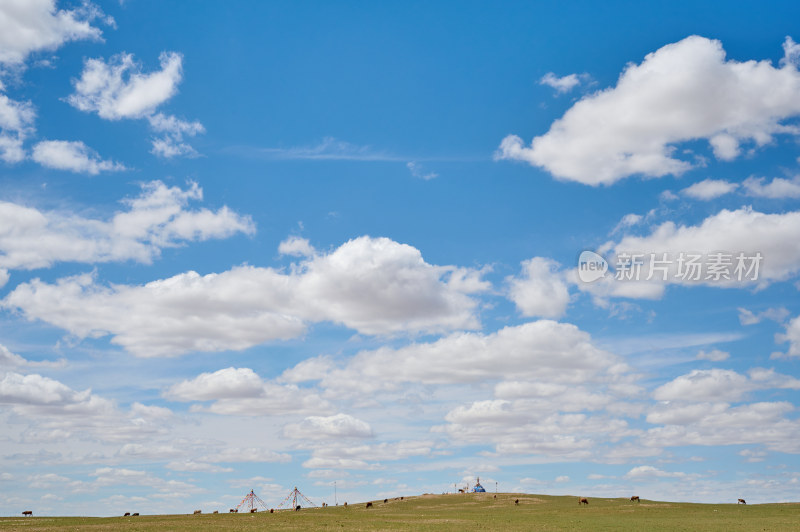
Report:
472,477,486,493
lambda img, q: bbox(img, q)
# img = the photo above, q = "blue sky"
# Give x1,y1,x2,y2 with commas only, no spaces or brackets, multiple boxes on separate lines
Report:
1,0,800,516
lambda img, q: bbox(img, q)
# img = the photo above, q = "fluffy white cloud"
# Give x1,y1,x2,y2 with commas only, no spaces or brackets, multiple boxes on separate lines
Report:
278,235,315,257
302,441,433,470
3,236,486,356
148,112,204,158
0,0,109,65
68,51,183,120
682,179,738,200
283,413,373,440
540,72,587,94
0,180,254,272
583,207,800,301
0,371,173,444
164,367,331,416
0,343,64,369
653,369,750,403
652,368,800,403
67,51,204,157
31,140,126,174
164,368,265,401
777,315,800,358
641,401,800,453
286,321,629,396
0,91,35,163
506,257,570,318
497,36,800,185
743,175,800,198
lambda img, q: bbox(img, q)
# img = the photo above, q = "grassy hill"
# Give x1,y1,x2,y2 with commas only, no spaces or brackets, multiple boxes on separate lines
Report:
1,492,798,531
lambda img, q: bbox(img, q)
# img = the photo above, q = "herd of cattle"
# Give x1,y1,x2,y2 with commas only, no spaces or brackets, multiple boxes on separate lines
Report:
19,495,751,517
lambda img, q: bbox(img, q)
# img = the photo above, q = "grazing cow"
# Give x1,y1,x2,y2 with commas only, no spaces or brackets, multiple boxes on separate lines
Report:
384,498,388,503
458,488,465,493
194,510,202,514
401,497,404,500
494,495,497,499
514,499,519,505
22,511,32,516
579,498,589,506
213,511,219,514
132,513,139,516
738,498,746,505
270,509,274,513
229,509,235,513
295,505,301,511
366,502,373,508
344,502,348,507
124,512,130,517
250,509,257,513
630,496,640,502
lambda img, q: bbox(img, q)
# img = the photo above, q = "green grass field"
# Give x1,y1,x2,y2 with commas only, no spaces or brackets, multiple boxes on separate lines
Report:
1,493,798,531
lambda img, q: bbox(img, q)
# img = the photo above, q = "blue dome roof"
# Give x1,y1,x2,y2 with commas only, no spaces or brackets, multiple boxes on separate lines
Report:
473,485,486,492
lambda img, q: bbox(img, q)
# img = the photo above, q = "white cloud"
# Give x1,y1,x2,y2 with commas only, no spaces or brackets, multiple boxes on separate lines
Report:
742,175,800,198
497,36,800,185
32,140,126,174
653,369,750,403
738,306,789,326
625,465,686,479
0,91,35,163
164,368,331,416
682,179,738,200
67,51,204,157
302,441,433,470
777,315,800,358
611,213,643,234
587,207,800,300
781,36,800,68
278,236,315,257
3,236,487,357
283,413,373,440
695,349,730,361
652,368,800,403
641,401,800,453
164,368,265,401
506,257,570,318
0,371,173,444
68,51,183,120
0,0,109,66
148,112,204,159
0,343,64,369
407,161,438,180
540,72,584,94
0,180,254,272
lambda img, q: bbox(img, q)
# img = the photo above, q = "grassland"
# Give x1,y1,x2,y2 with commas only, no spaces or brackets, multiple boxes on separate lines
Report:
1,493,798,531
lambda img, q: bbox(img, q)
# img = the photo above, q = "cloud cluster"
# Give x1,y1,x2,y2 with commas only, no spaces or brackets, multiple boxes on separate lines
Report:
0,87,35,163
0,180,254,277
581,207,800,302
164,367,331,416
31,140,126,174
0,0,109,66
506,257,570,318
67,51,203,157
3,236,486,356
498,36,800,185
